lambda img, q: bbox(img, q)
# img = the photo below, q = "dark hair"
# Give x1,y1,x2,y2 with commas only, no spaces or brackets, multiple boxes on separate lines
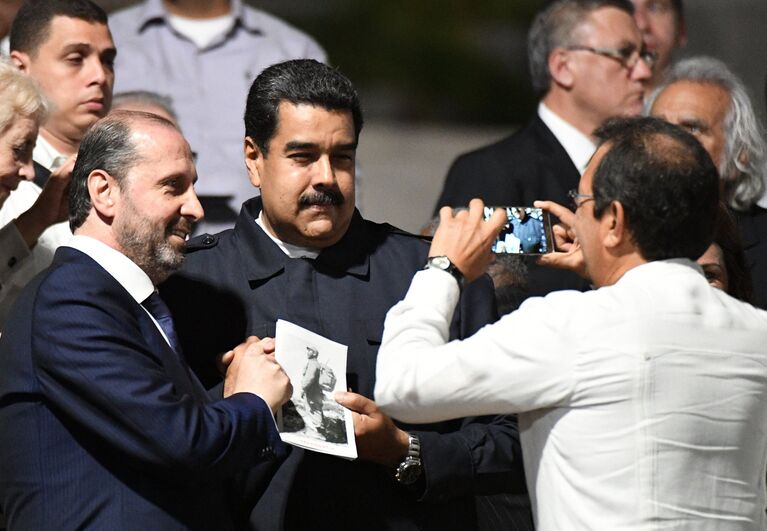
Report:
244,59,363,154
711,203,753,303
10,0,108,56
671,0,684,22
527,0,634,96
591,116,719,262
69,111,176,231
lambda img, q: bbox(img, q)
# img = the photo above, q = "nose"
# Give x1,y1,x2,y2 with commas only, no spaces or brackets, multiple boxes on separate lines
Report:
311,155,335,187
87,56,109,86
181,187,204,222
631,54,654,81
19,160,35,181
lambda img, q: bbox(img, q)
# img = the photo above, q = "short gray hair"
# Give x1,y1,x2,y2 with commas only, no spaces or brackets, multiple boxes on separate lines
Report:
646,56,767,211
527,0,634,96
0,57,47,132
69,110,178,231
112,90,178,123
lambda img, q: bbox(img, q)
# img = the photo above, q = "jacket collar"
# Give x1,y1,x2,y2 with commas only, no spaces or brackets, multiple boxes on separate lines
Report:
234,197,371,283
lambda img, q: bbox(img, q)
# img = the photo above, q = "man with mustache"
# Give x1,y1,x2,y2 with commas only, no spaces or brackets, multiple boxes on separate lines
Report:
0,110,293,530
162,59,530,530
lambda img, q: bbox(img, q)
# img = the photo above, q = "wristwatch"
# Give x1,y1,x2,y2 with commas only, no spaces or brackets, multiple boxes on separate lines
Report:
395,434,422,485
424,255,464,289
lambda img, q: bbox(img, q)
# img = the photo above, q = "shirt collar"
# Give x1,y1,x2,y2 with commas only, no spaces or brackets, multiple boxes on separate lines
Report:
33,134,67,171
234,197,370,281
538,102,597,175
66,235,155,304
255,211,319,259
134,0,257,33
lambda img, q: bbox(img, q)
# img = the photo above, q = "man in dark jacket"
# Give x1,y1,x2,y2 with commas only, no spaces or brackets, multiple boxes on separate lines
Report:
162,59,530,531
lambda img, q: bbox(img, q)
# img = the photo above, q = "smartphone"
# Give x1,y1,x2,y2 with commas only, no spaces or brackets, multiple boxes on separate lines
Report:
483,206,553,254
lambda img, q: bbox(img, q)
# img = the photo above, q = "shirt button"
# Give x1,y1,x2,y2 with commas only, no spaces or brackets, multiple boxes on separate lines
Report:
7,256,17,268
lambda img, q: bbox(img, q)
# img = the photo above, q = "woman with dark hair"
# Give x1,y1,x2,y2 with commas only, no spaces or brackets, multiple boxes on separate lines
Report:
697,203,754,303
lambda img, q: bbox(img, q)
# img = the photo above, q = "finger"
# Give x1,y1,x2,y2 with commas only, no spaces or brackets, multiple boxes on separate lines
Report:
438,205,455,226
244,335,261,344
467,198,486,224
485,206,508,237
534,200,575,226
335,391,378,414
260,337,275,353
219,350,235,367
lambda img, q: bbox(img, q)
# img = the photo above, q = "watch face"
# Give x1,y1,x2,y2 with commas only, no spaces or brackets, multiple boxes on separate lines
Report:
430,256,450,270
396,459,422,485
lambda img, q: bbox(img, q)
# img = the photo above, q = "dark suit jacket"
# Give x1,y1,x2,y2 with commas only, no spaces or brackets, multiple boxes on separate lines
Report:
161,198,529,531
32,161,50,188
735,205,767,309
434,114,588,305
0,246,284,530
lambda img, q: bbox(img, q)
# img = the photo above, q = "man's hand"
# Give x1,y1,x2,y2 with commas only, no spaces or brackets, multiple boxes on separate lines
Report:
223,336,292,414
428,198,507,283
534,200,588,279
335,391,410,467
15,155,75,248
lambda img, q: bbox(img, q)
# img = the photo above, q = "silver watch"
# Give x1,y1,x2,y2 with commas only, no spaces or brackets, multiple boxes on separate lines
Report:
395,434,422,485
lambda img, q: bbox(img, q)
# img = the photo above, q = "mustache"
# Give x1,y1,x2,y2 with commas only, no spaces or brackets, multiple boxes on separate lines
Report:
299,189,345,207
166,218,194,238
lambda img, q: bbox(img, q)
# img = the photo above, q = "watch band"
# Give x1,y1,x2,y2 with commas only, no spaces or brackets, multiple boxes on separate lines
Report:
395,434,423,485
424,255,464,288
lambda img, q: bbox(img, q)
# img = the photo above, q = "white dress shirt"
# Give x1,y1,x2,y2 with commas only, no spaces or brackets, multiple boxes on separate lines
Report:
538,103,596,175
376,260,767,530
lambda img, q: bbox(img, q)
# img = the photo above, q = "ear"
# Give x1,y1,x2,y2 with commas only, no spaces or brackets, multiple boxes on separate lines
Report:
601,200,629,250
9,51,30,72
244,136,265,189
87,169,119,219
548,49,575,89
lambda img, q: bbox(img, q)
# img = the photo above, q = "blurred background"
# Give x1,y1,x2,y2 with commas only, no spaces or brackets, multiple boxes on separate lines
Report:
96,0,767,232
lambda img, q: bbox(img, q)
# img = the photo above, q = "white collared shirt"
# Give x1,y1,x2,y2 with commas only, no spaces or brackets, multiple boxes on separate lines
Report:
33,134,69,172
376,260,767,529
538,103,596,175
255,212,320,259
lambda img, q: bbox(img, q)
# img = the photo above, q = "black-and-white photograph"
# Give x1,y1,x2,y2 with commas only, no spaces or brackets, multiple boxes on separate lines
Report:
275,320,357,459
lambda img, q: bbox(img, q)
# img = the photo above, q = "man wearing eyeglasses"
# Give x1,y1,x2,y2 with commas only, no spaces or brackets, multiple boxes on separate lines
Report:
377,116,767,529
434,0,653,307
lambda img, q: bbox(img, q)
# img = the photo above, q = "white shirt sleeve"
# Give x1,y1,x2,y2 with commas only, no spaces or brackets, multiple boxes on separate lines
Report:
375,268,576,423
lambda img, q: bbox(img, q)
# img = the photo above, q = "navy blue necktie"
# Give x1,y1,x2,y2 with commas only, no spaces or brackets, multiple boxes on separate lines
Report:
142,291,182,354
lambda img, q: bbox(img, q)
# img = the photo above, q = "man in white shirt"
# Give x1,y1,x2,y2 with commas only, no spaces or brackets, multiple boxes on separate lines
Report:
0,0,115,324
376,115,767,529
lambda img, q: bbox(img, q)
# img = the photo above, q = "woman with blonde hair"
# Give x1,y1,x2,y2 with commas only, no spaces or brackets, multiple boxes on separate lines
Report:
0,57,72,326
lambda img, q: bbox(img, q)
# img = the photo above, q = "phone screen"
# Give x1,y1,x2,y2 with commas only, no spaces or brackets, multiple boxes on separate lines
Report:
484,206,553,254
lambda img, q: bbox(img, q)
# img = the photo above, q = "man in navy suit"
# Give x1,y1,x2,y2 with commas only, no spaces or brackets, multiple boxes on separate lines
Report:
434,0,654,304
0,110,292,530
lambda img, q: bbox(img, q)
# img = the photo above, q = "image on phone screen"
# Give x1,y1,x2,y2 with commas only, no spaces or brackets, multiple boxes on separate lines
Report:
483,206,553,254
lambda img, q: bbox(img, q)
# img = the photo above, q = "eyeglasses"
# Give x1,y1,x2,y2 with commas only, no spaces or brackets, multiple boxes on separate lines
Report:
568,189,594,210
567,45,658,71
